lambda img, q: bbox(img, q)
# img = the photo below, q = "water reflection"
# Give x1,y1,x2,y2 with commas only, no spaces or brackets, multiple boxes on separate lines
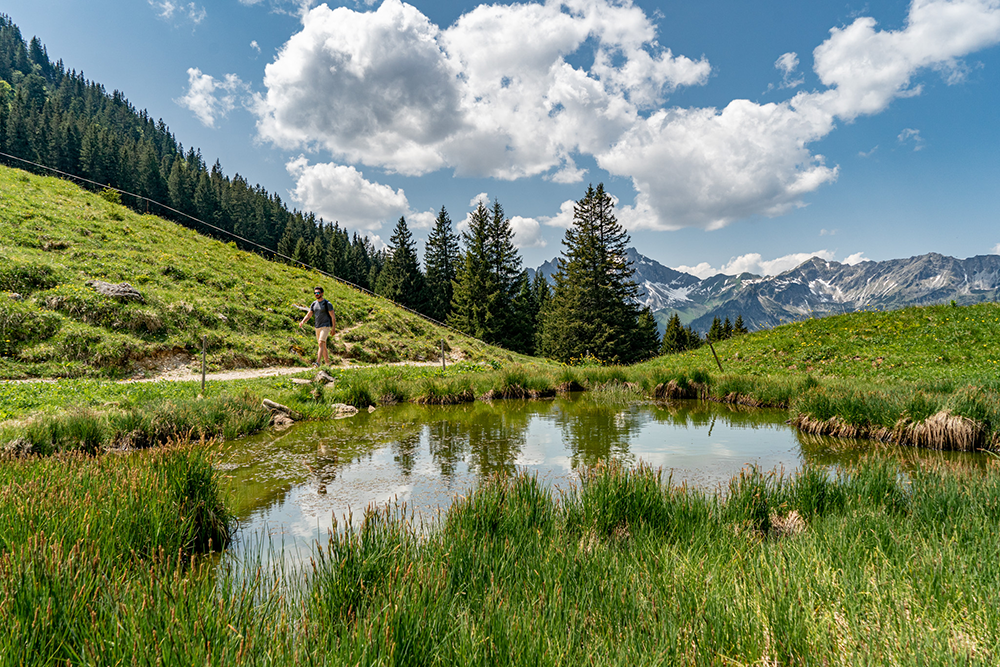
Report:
219,395,988,566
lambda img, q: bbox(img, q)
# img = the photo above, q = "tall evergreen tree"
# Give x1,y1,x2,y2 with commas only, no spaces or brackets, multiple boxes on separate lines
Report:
531,272,551,355
423,206,460,323
486,199,522,343
449,202,499,342
376,216,426,311
540,184,643,364
633,306,661,360
734,314,749,335
510,271,539,355
661,313,686,354
708,316,724,343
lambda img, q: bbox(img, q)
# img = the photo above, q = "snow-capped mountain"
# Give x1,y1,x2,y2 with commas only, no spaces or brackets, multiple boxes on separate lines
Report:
530,250,1000,333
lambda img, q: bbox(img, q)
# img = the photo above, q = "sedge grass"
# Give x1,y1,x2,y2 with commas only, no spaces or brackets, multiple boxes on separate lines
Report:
8,456,1000,664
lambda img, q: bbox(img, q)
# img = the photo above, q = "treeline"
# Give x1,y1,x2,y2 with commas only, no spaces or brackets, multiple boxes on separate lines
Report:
369,185,660,363
660,313,748,355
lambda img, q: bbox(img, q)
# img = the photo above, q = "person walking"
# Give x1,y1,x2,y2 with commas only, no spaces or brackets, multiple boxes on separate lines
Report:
299,286,336,366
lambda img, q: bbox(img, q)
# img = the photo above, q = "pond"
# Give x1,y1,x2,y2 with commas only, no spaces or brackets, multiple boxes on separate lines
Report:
218,394,986,565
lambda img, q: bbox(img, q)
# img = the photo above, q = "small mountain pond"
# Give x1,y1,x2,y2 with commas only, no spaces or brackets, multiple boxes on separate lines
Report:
218,394,985,566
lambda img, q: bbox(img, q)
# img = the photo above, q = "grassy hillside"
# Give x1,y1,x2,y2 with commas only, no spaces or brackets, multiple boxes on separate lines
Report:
0,165,516,379
642,301,1000,384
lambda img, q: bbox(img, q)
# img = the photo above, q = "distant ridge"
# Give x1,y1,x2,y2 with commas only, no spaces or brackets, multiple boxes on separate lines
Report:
531,249,1000,333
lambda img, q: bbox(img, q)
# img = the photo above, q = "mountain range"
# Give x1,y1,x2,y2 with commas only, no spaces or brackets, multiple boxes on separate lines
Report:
530,249,1000,333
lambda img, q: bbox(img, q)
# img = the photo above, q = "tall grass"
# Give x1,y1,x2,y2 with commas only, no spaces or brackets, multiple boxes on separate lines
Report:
4,391,271,455
6,456,1000,663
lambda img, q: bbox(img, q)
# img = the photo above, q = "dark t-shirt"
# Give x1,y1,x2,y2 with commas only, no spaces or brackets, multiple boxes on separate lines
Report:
311,298,334,328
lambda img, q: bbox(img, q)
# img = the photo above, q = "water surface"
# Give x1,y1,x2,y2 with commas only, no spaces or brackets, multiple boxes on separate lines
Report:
218,395,986,564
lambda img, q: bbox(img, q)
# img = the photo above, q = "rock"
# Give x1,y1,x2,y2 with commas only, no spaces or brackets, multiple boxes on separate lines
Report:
291,378,312,385
367,405,376,413
218,314,228,322
315,370,335,384
85,280,145,303
331,403,359,419
271,413,295,429
8,293,22,301
262,399,301,420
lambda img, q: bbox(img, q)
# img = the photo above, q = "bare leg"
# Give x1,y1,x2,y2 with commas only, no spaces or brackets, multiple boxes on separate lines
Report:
318,340,329,365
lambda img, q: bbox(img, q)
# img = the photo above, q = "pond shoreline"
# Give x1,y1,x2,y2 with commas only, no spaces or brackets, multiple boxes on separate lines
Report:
5,361,997,455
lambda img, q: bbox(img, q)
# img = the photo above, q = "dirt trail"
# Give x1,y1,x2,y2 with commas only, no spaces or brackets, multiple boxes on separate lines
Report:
129,358,457,383
4,322,460,384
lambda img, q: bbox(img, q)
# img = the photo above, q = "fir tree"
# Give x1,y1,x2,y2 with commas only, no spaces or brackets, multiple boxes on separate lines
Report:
486,199,522,344
633,306,661,360
734,314,749,335
376,216,426,311
423,206,460,323
723,316,734,340
541,184,642,363
661,313,686,354
531,272,551,355
510,271,539,355
449,202,500,342
707,316,724,343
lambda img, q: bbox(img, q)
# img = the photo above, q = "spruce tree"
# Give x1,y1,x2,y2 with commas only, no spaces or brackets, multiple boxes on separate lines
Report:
307,235,327,273
376,216,426,311
449,202,500,342
723,316,734,340
540,183,643,364
661,313,685,354
734,314,749,335
486,199,522,344
633,306,661,361
684,324,703,350
510,271,539,355
423,206,460,323
708,316,724,343
531,272,551,356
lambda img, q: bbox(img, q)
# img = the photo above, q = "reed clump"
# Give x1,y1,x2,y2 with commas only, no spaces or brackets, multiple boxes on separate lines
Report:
7,457,1000,663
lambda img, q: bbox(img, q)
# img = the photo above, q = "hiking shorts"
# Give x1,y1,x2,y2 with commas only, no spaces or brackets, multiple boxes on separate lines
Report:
315,327,332,343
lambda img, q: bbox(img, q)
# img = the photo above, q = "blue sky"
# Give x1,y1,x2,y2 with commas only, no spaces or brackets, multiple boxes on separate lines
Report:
4,0,1000,276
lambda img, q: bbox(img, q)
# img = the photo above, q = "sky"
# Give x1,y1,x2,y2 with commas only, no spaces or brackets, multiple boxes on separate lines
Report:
4,0,1000,277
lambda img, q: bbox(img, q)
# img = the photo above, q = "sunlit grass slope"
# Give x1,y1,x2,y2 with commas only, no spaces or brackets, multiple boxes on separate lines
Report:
643,301,1000,384
0,165,514,379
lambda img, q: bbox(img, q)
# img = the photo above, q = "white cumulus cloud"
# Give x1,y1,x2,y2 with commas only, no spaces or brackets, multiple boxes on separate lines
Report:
286,157,410,234
255,0,710,184
176,68,249,127
509,216,547,249
602,0,1000,230
253,0,1000,234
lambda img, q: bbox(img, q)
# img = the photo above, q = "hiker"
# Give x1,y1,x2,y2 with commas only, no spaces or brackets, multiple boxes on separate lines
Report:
299,286,336,366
